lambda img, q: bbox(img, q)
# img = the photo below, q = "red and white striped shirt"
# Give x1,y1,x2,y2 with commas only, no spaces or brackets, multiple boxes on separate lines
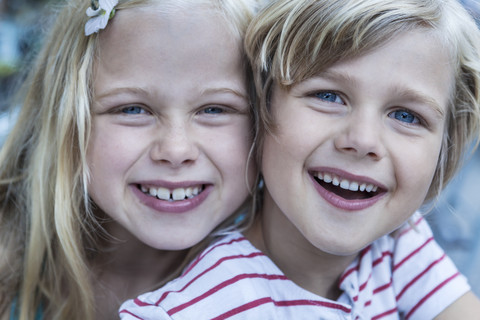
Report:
119,214,469,320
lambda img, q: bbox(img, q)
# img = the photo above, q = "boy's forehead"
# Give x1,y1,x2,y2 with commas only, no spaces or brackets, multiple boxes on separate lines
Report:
281,30,454,113
279,27,454,84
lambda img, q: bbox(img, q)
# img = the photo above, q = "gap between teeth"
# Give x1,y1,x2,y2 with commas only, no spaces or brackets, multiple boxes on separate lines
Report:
141,185,203,201
316,172,378,193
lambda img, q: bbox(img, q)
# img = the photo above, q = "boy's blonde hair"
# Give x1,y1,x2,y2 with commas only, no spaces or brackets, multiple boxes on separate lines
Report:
0,0,260,319
246,0,480,202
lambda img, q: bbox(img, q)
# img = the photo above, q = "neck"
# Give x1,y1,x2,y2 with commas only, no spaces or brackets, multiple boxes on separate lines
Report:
90,219,187,320
245,195,357,301
92,219,187,275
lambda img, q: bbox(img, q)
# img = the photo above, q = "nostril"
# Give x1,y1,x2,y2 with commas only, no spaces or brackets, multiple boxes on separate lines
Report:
149,139,200,166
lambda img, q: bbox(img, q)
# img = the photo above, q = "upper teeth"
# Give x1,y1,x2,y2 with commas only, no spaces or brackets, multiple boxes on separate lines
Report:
315,172,378,193
141,185,202,201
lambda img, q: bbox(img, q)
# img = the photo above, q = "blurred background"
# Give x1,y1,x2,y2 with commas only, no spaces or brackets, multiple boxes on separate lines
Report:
0,0,58,143
1,0,480,296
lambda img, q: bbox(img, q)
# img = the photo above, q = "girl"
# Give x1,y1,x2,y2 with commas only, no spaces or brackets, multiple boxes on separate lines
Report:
120,0,480,319
0,0,261,319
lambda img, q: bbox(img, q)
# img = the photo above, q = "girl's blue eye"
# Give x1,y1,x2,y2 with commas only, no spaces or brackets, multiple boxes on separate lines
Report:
389,110,420,124
315,92,343,104
121,106,145,114
203,107,224,114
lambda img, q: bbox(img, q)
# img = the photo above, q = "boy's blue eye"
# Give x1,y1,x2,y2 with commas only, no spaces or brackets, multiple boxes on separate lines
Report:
122,106,145,114
315,92,343,104
389,110,419,124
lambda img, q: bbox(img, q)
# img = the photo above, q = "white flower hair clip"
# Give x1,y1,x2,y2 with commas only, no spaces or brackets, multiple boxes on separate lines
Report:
85,0,119,36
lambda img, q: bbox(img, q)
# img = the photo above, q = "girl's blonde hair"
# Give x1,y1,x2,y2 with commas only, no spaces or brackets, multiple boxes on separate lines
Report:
0,0,260,319
245,0,480,202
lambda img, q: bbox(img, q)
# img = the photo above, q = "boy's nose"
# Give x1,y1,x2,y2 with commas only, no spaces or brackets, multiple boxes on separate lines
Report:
333,112,386,161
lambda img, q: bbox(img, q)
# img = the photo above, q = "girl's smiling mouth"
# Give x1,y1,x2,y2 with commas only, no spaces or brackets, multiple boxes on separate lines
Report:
309,169,386,210
132,183,213,214
139,184,206,201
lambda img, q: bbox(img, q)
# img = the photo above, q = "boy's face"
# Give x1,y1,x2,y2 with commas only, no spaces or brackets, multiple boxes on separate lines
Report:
261,29,452,256
87,6,253,250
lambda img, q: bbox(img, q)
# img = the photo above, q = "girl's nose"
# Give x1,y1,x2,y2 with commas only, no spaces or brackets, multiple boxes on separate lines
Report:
149,123,199,167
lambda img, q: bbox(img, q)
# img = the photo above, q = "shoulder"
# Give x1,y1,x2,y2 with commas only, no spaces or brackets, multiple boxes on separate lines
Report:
391,213,470,319
119,232,284,319
338,214,470,319
119,232,352,319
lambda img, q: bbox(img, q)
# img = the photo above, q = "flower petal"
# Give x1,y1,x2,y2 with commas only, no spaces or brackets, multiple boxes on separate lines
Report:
99,0,119,12
84,0,118,36
84,15,109,36
86,7,101,17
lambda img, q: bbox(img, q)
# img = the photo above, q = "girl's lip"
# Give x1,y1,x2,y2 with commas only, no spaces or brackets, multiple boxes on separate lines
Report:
131,183,213,214
135,180,211,189
308,167,387,211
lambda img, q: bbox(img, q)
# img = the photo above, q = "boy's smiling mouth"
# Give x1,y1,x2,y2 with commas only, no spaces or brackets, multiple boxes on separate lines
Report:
311,171,383,201
139,184,206,201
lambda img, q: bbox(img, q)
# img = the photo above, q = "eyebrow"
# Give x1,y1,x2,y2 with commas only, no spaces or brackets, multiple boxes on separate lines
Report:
200,87,249,102
393,87,446,119
96,86,248,102
315,70,357,87
95,87,149,100
315,70,446,118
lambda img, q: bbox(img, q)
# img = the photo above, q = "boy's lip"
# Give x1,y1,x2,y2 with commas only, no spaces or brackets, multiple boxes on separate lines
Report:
131,180,213,214
309,167,387,191
308,167,387,211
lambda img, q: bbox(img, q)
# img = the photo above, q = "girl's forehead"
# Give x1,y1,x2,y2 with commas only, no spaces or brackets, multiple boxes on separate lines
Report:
92,1,246,100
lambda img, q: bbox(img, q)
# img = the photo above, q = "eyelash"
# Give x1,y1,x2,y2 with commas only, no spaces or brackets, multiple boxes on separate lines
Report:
312,91,345,104
311,91,427,127
119,105,150,115
199,106,226,115
388,109,425,126
114,104,237,118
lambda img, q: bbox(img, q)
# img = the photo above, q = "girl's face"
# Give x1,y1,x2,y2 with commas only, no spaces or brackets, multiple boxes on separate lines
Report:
87,5,253,250
261,29,452,257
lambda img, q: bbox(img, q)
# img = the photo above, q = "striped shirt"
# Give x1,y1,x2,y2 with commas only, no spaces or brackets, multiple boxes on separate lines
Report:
119,214,469,320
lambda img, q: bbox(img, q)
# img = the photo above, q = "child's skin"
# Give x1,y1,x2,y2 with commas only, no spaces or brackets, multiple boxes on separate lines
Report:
119,0,480,318
118,0,480,317
0,0,260,318
246,27,480,316
87,4,253,318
